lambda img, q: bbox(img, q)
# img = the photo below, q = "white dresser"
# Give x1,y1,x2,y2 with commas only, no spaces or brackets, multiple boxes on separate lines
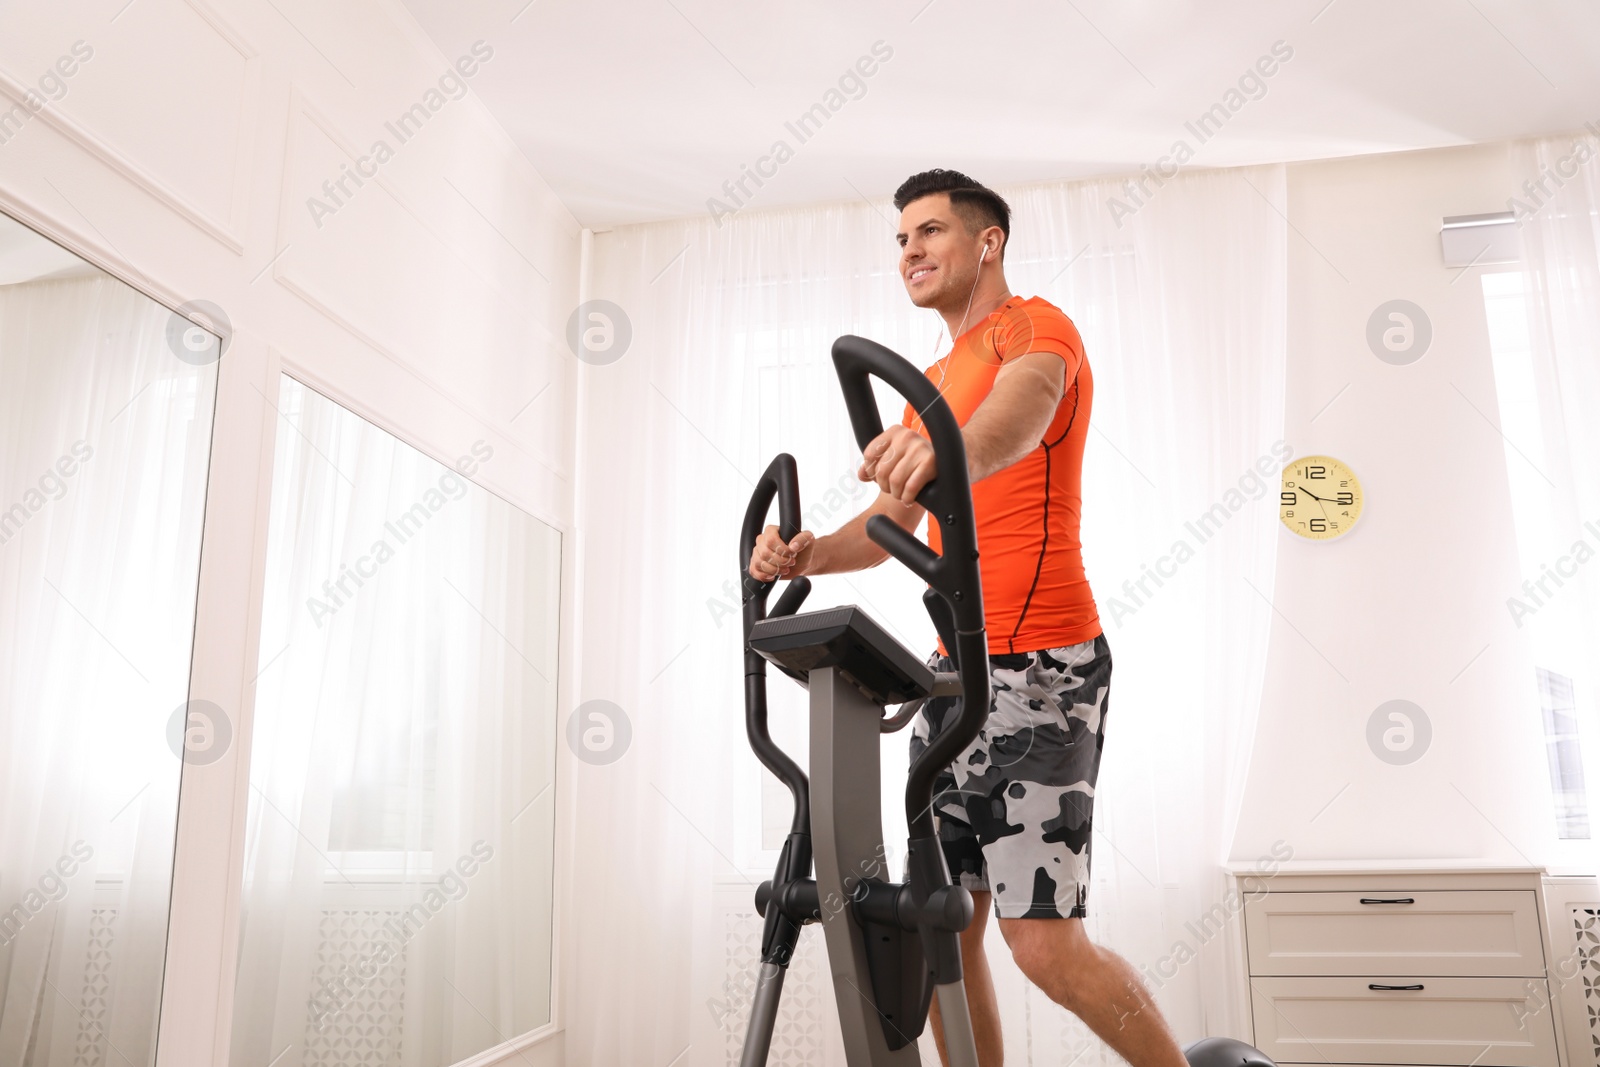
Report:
1234,866,1581,1067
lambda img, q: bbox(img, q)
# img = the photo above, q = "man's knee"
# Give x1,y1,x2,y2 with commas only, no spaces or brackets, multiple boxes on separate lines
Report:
1002,917,1094,985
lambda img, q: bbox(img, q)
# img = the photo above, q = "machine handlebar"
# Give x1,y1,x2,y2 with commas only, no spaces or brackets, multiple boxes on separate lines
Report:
739,454,811,838
830,335,989,840
740,454,801,587
739,452,811,639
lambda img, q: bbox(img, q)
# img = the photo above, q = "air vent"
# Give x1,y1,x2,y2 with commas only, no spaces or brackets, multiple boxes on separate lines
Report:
1440,211,1521,268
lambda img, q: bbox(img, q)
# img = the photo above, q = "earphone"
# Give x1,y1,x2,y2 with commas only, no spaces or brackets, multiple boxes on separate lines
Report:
928,237,992,396
913,234,1000,430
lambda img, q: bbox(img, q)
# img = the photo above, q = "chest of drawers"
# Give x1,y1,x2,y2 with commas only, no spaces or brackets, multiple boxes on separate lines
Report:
1236,868,1570,1067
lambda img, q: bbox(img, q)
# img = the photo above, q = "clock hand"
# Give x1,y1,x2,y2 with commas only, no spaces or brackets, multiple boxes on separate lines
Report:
1293,484,1331,517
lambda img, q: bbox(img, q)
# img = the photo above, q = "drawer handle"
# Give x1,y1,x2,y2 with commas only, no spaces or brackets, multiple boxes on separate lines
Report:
1368,983,1425,991
1358,897,1416,905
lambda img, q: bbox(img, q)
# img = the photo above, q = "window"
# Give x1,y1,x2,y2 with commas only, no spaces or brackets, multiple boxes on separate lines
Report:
1540,668,1590,839
1482,270,1593,840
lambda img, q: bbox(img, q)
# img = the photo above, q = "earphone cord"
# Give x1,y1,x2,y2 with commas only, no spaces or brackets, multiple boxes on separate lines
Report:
914,244,988,433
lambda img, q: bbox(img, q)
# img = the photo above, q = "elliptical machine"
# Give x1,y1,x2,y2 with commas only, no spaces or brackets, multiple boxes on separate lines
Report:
737,334,990,1066
736,335,1277,1067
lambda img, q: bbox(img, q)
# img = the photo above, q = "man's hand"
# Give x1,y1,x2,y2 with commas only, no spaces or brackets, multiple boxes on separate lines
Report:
860,425,937,505
748,525,816,582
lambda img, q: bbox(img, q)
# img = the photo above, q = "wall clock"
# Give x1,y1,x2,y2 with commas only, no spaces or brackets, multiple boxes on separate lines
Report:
1280,455,1363,540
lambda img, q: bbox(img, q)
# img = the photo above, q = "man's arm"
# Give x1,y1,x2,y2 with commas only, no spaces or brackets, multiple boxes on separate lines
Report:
802,491,925,575
963,352,1068,482
747,490,924,581
747,350,1069,581
861,351,1069,504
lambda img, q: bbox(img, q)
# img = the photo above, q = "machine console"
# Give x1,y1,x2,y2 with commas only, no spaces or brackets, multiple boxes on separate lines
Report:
748,605,933,706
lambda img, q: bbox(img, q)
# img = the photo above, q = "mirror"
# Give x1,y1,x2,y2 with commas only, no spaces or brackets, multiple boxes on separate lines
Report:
230,377,560,1065
0,213,219,1063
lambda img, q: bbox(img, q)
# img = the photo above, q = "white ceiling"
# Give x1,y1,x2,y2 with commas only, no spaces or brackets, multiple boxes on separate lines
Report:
399,0,1600,229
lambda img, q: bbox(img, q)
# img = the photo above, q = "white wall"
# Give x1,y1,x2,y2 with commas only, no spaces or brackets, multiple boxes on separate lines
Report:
0,1,579,1063
1231,141,1565,870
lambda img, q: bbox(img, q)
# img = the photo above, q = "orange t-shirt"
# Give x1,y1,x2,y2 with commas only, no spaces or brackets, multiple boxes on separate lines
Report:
901,295,1101,654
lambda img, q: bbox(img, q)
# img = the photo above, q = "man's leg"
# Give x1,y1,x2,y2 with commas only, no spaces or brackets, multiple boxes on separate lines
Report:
928,891,1003,1067
998,916,1187,1067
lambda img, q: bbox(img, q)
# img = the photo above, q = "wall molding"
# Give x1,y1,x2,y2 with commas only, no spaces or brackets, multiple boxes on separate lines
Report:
0,0,263,253
271,90,567,482
276,90,556,336
181,0,265,246
371,0,582,240
455,1022,560,1067
0,181,209,329
273,270,568,486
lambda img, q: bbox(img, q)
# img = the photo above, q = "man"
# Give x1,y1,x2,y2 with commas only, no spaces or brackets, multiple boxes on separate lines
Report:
746,170,1188,1067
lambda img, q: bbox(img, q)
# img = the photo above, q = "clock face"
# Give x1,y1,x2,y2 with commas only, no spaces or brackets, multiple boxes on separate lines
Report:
1280,455,1363,541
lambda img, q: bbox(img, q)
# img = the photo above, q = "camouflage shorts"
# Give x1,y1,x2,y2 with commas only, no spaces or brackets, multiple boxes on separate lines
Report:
908,634,1111,920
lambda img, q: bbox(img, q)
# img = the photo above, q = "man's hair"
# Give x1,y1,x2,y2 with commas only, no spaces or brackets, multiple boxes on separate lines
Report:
893,169,1011,254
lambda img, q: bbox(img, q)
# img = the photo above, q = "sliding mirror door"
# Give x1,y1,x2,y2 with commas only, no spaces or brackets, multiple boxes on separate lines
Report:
0,213,219,1063
230,377,560,1066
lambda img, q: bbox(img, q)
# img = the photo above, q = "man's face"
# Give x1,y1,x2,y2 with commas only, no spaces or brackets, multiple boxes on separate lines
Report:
897,194,983,311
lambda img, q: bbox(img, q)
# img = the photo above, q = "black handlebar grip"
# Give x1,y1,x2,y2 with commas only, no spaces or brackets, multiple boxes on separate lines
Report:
773,454,801,544
831,336,967,519
771,577,812,619
740,453,802,604
864,514,941,586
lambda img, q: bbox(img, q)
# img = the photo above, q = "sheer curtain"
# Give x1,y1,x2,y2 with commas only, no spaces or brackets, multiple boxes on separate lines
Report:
229,378,560,1067
1510,137,1600,831
571,165,1287,1063
0,274,217,1065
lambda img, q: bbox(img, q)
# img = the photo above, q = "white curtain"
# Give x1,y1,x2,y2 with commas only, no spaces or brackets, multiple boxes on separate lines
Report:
571,164,1287,1064
0,274,217,1065
1510,138,1600,827
229,378,560,1067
